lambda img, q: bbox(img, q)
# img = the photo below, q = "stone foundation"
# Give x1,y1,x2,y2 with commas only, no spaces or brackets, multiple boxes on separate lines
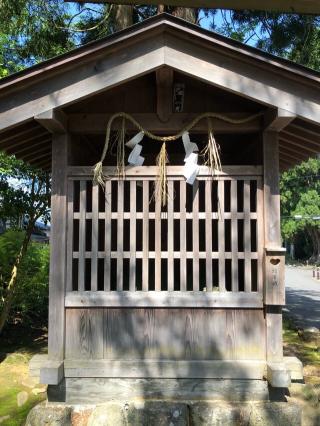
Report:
26,400,301,426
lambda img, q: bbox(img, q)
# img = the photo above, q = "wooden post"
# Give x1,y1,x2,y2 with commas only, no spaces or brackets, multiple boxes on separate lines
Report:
48,133,69,362
263,130,286,369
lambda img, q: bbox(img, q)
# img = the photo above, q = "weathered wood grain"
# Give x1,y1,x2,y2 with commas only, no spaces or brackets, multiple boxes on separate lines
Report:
48,133,69,361
103,308,265,360
49,377,269,404
65,308,104,359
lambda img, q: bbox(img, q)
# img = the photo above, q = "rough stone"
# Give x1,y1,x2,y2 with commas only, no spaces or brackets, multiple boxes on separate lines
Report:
87,403,126,426
71,408,93,426
25,402,72,426
31,386,47,395
190,401,301,426
301,327,319,343
249,402,301,426
127,401,188,426
17,391,28,407
22,377,39,389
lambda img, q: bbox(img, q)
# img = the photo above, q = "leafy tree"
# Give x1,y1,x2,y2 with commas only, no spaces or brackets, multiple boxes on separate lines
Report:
0,153,50,333
280,158,320,263
214,10,320,70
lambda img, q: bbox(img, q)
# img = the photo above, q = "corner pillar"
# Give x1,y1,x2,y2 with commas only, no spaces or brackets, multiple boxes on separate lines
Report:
263,129,290,387
41,131,69,385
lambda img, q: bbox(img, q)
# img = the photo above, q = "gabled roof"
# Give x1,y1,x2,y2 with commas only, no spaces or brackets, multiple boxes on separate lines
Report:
0,13,319,170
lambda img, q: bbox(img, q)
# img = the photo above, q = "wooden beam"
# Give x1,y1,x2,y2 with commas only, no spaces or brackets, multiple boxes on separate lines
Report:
280,133,320,154
156,67,174,122
66,1,320,14
8,138,51,156
279,140,316,157
264,108,296,131
0,131,49,150
283,127,320,147
0,23,319,133
0,126,44,145
68,112,262,134
22,146,51,162
48,133,69,361
35,109,68,134
279,147,308,163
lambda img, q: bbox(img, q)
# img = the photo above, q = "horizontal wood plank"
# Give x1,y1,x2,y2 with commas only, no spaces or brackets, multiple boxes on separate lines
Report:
64,359,266,379
65,291,263,308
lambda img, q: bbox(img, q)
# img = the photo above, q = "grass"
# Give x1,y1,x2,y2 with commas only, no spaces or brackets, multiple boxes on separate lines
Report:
0,323,47,426
283,318,320,426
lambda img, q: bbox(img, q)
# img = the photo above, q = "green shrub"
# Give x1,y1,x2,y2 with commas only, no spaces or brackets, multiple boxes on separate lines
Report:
0,229,49,325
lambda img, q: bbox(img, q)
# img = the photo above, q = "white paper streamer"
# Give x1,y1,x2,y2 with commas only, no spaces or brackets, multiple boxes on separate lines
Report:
128,144,145,166
126,131,144,149
182,131,198,160
183,152,199,185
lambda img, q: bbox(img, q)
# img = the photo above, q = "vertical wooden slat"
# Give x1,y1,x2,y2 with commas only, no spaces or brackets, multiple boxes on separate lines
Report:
205,179,212,291
257,178,264,293
78,180,86,292
48,133,68,361
66,179,74,292
244,180,251,292
91,183,98,291
142,181,149,291
130,181,136,291
218,180,225,291
117,180,124,291
167,180,174,291
180,181,187,292
231,179,238,292
104,180,111,291
155,189,161,291
192,180,199,291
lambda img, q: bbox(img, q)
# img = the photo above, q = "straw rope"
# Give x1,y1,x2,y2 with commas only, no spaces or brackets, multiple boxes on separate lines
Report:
93,111,262,180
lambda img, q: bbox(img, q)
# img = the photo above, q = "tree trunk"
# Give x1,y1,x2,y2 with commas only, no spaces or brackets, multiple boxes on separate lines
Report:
171,7,198,24
0,219,35,334
114,5,133,31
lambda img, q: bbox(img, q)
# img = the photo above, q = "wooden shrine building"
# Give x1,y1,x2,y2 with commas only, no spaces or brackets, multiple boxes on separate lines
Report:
0,14,319,404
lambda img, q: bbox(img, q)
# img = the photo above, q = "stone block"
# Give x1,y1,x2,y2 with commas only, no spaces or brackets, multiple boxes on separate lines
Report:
284,356,303,381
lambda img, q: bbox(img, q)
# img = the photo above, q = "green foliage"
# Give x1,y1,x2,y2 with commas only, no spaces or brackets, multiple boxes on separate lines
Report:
0,152,50,226
215,11,320,70
0,230,49,323
280,158,320,261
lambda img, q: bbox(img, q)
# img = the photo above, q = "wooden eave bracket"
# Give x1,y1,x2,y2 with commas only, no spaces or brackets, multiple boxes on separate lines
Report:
35,108,68,134
264,108,296,132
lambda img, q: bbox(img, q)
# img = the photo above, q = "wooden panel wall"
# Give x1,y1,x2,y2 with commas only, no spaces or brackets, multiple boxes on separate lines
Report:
65,307,266,361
